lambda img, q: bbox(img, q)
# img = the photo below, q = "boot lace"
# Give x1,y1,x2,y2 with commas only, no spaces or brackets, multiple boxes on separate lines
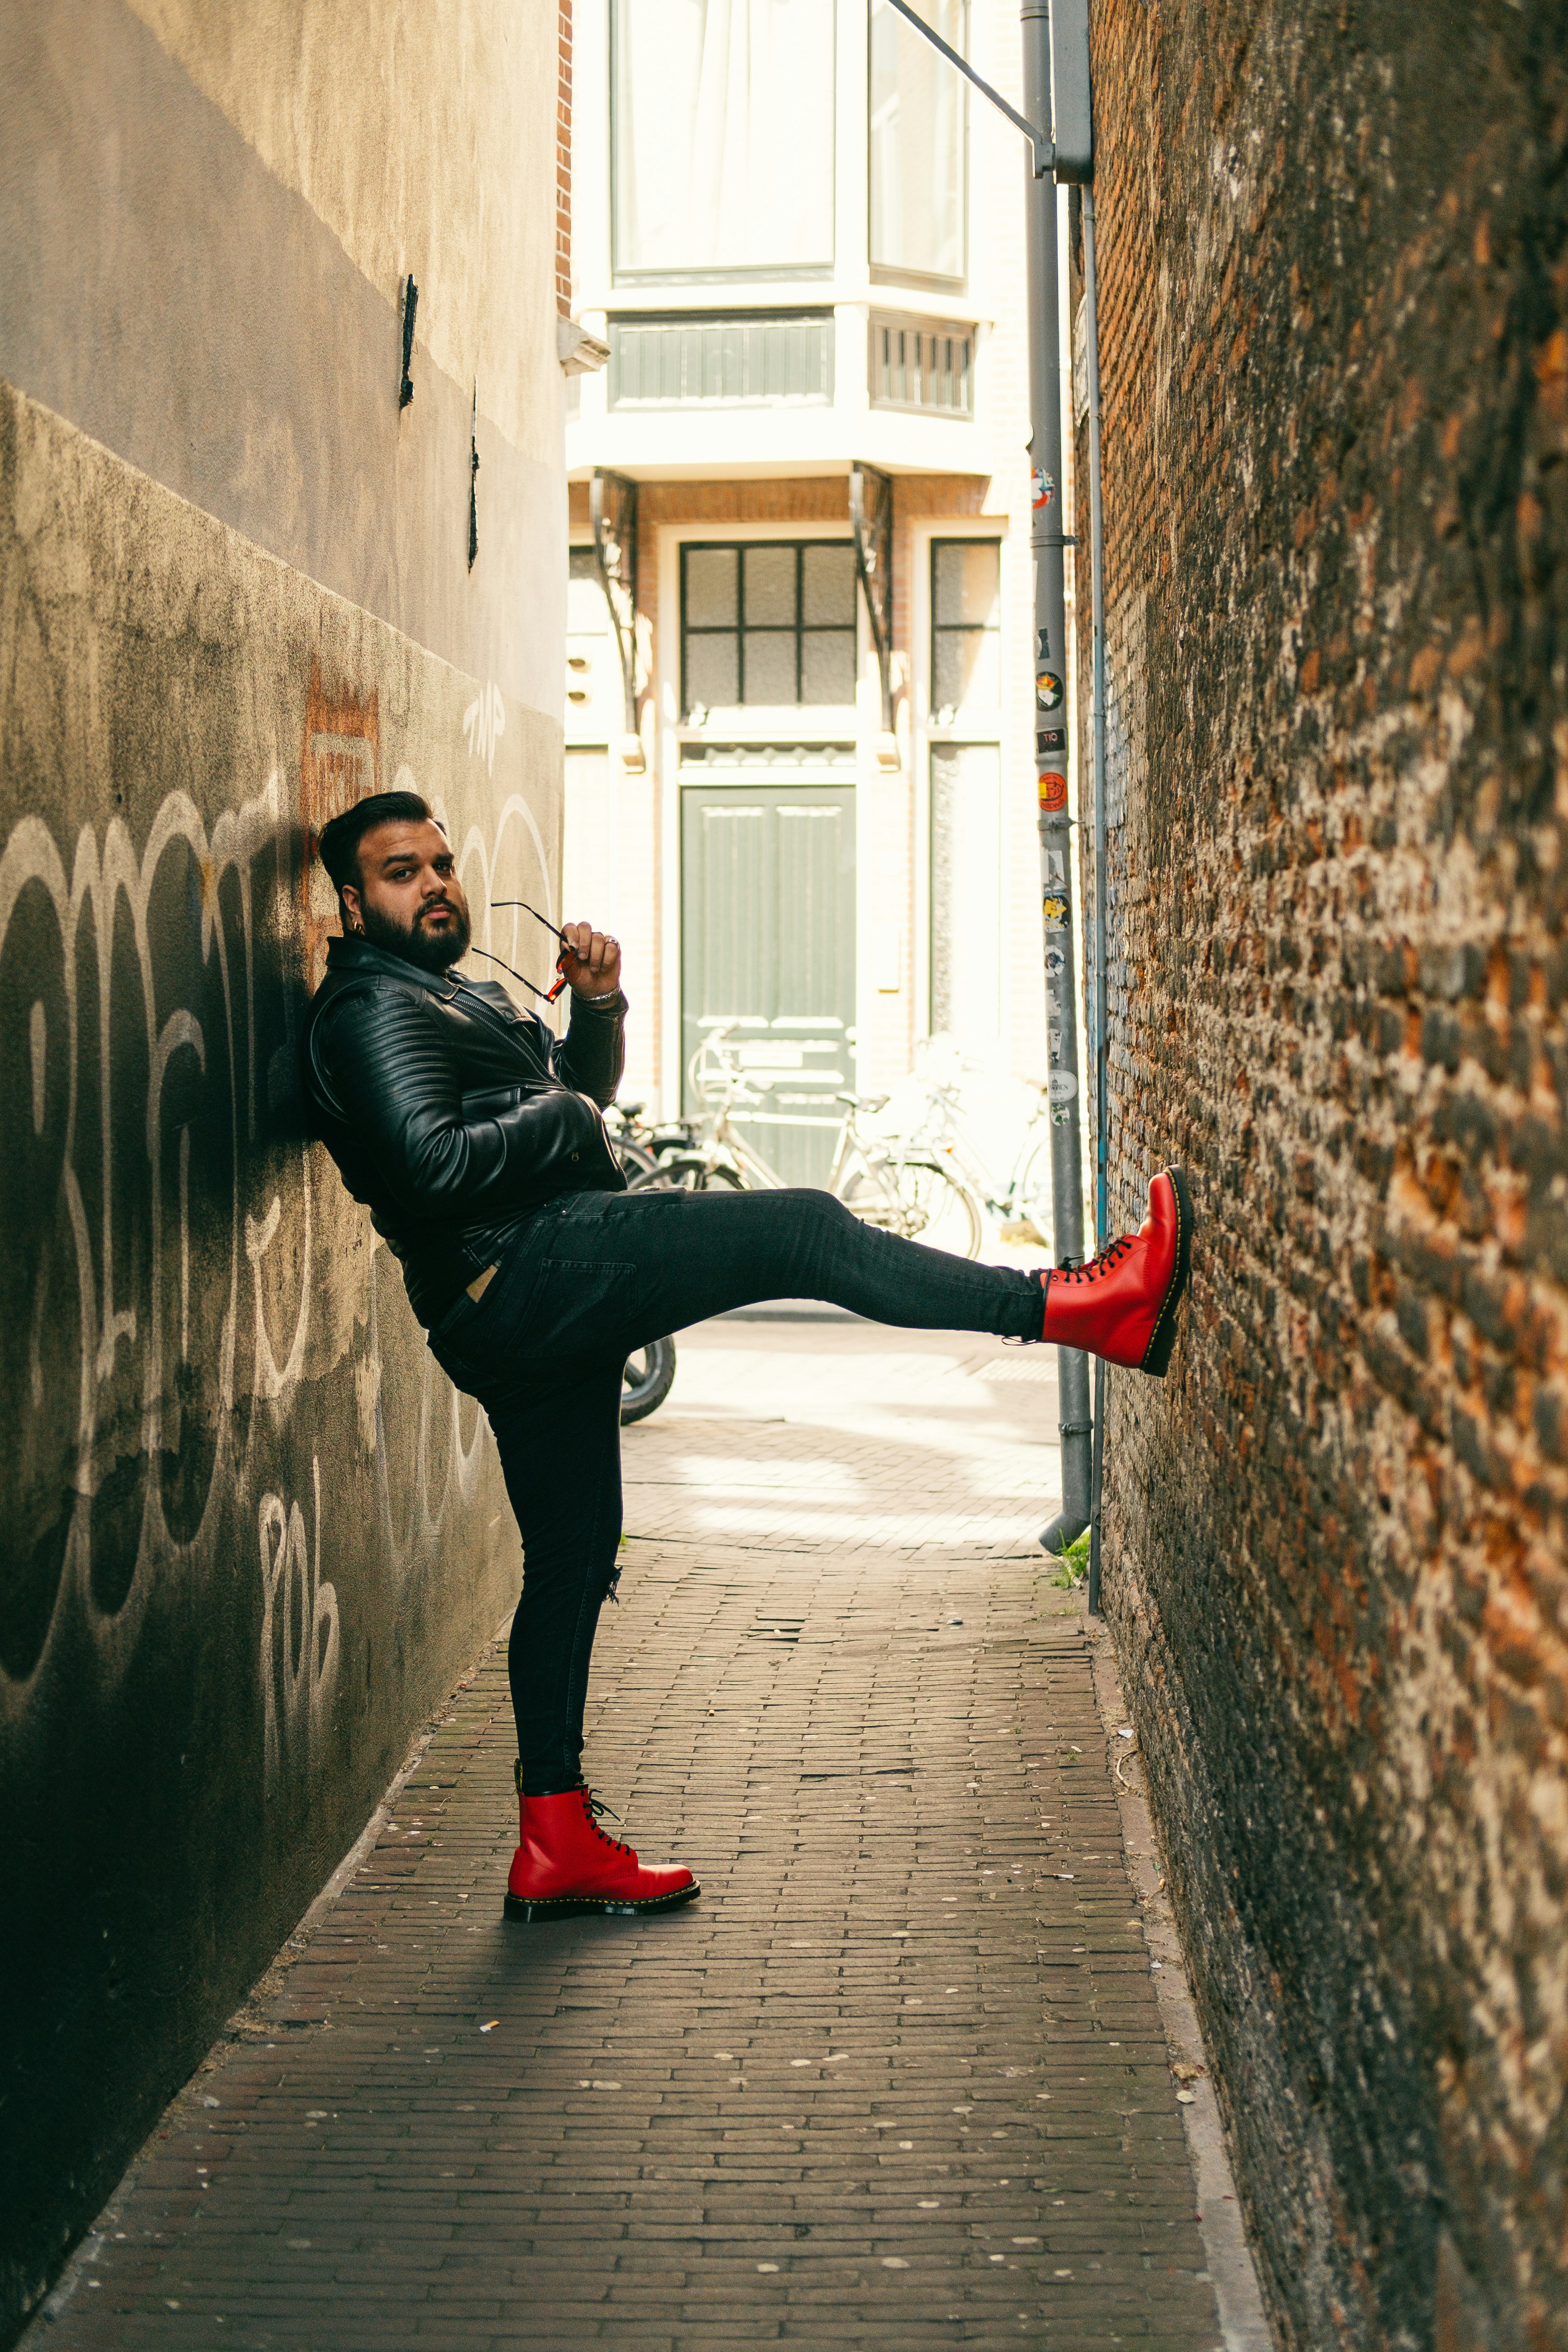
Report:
581,1787,632,1855
1054,1235,1134,1287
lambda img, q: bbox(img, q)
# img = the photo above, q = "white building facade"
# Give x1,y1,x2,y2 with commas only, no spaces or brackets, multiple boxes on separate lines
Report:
563,0,1057,1180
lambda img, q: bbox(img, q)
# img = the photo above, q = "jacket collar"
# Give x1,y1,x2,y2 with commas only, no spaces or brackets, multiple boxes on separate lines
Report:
324,932,464,1001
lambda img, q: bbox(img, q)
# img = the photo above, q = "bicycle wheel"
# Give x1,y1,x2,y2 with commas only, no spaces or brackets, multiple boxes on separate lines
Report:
612,1137,659,1183
621,1335,677,1424
628,1156,747,1196
841,1158,984,1260
1010,1138,1055,1249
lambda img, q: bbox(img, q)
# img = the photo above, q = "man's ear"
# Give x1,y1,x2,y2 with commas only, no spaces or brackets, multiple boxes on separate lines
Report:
340,883,363,935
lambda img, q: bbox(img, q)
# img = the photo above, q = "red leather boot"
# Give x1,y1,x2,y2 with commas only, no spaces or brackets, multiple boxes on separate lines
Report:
504,1779,700,1922
1040,1166,1194,1375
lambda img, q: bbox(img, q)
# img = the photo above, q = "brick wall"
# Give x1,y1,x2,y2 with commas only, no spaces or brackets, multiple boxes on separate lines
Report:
1077,2,1568,2346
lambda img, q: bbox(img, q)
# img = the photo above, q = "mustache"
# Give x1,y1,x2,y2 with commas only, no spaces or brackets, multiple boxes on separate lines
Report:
417,897,459,920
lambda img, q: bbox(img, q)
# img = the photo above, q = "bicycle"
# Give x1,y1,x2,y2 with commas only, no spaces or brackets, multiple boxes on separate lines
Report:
633,1026,984,1259
907,1066,1057,1250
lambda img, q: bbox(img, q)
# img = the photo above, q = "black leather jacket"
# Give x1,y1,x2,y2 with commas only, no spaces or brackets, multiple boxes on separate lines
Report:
302,934,627,1325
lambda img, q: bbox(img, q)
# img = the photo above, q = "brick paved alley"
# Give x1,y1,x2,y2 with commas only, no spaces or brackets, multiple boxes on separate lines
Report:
33,1319,1240,2351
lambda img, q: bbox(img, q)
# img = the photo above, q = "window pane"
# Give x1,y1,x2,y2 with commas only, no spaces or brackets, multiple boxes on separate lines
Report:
686,633,739,710
802,543,856,625
686,546,738,627
743,545,797,626
614,0,835,274
801,631,856,705
931,743,1002,1044
933,539,999,628
743,632,798,703
869,0,966,279
933,628,1000,716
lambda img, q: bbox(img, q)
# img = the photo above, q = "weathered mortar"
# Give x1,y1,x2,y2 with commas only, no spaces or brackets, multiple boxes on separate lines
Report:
1078,2,1568,2346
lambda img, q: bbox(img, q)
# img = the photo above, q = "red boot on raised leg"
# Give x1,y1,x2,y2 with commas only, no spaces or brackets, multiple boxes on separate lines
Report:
505,1774,700,1923
1040,1165,1194,1375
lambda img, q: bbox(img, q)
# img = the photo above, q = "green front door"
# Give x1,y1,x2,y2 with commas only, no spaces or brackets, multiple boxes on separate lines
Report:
681,783,856,1187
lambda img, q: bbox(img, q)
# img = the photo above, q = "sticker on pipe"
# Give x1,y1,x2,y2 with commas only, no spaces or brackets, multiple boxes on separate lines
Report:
1048,1072,1078,1103
1042,895,1069,929
1031,467,1057,511
1036,671,1065,712
1038,771,1069,811
1037,728,1066,755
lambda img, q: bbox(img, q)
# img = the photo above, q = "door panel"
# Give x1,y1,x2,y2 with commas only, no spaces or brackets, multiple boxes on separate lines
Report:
682,784,855,1187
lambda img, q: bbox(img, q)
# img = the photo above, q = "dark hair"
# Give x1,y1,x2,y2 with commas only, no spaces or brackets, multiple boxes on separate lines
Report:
316,790,443,892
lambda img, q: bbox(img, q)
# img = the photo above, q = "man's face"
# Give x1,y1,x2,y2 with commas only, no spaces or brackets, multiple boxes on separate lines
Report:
340,819,472,971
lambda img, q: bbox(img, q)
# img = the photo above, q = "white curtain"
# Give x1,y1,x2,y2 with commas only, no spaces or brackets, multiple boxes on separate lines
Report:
869,0,966,279
614,0,836,274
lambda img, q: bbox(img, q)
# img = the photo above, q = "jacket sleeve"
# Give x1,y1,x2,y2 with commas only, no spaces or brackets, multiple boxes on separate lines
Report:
553,989,627,1107
314,982,607,1220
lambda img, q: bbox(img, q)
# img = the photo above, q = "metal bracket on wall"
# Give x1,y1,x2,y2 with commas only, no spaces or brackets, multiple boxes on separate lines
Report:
884,0,1053,176
399,275,418,408
468,383,479,569
589,469,644,772
849,461,895,753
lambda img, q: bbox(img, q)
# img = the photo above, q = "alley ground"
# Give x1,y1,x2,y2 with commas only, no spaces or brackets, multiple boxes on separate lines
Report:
33,1317,1268,2351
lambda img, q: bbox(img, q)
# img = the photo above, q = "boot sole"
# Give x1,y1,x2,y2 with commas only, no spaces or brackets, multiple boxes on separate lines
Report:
1139,1165,1194,1379
504,1878,701,1924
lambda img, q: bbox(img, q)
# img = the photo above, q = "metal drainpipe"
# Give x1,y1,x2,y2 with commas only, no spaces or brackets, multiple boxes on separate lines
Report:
882,0,1095,1556
1024,2,1093,1560
1082,186,1109,1616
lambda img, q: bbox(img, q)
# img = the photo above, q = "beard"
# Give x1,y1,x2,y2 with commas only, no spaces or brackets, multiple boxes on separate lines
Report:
358,895,472,971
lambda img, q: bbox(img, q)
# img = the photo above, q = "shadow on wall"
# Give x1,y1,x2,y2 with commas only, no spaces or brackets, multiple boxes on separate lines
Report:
0,383,555,2345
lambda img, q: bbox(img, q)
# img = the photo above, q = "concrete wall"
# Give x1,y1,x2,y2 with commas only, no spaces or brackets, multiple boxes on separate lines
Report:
1079,2,1568,2346
0,3,566,2336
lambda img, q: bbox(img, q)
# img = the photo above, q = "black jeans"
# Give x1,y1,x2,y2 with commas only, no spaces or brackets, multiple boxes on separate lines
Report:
427,1185,1044,1795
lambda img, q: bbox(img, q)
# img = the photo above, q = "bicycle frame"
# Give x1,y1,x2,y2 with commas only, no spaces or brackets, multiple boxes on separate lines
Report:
680,1026,960,1235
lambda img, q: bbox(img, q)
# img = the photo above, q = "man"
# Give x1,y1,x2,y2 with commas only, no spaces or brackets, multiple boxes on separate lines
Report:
304,790,1193,1923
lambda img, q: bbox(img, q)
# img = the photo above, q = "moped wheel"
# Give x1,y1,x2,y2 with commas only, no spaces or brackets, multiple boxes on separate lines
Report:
621,1334,677,1424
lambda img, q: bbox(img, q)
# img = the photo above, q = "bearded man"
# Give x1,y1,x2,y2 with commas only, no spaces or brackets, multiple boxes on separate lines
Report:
303,789,1193,1922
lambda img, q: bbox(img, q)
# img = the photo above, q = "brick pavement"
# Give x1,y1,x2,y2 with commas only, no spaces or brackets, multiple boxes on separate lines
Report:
33,1321,1227,2350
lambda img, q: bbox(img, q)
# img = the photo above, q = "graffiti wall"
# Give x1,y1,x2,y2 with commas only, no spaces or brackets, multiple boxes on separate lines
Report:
0,383,560,2331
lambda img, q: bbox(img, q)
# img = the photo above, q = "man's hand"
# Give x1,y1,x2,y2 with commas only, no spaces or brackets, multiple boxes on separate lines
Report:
558,922,621,1000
